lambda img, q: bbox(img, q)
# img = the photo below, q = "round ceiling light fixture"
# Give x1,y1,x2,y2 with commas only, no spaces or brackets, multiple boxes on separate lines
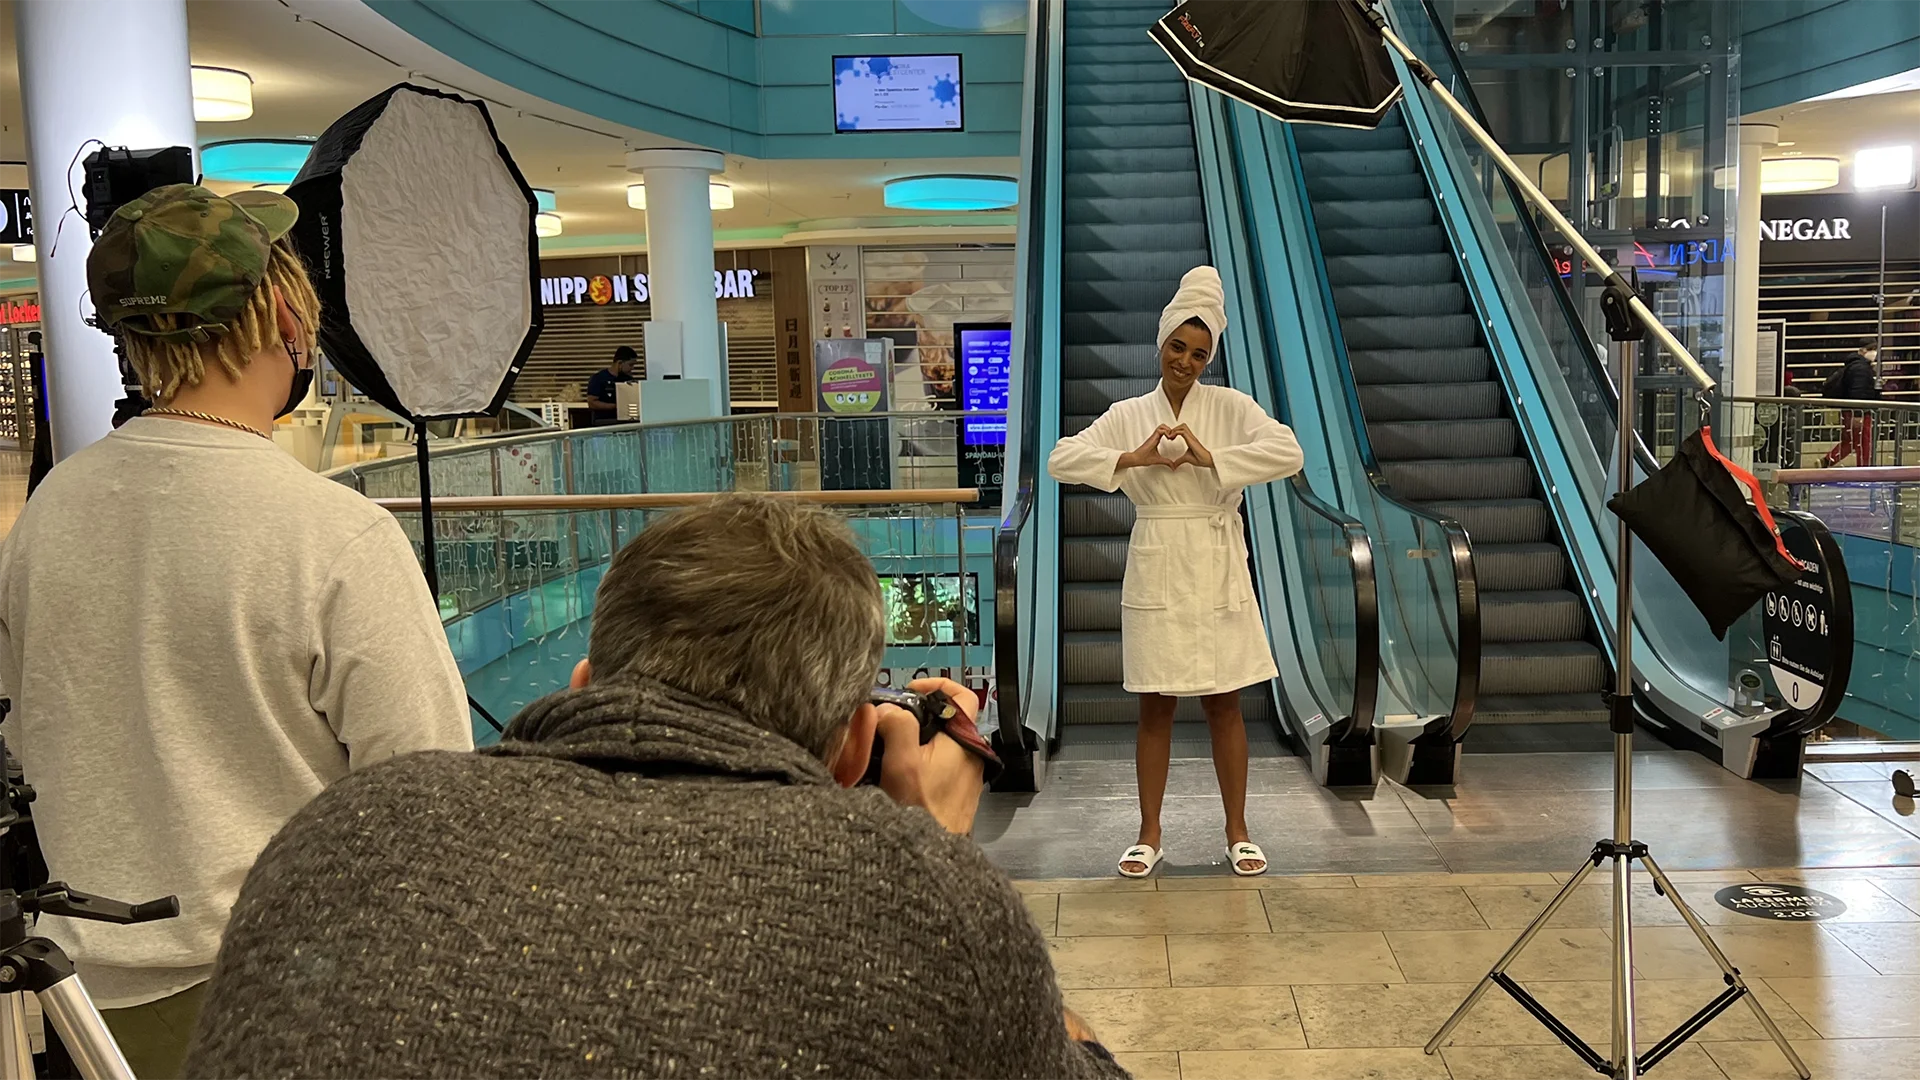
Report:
625,181,734,211
200,139,314,185
1761,157,1840,193
536,211,563,238
192,66,254,122
884,175,1018,211
11,245,34,264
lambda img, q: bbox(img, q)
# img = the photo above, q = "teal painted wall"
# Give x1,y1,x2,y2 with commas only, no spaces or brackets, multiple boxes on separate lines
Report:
1740,0,1920,113
367,0,1024,158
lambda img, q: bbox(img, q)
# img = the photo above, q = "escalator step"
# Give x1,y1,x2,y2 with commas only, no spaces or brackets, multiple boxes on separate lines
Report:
1065,170,1202,200
1473,541,1571,591
1066,278,1198,312
1063,491,1136,535
1368,418,1518,461
1067,124,1198,152
1349,347,1492,384
1066,248,1205,280
1473,693,1610,725
1064,581,1123,631
1062,309,1162,344
1066,145,1198,173
1480,641,1606,696
1318,225,1450,258
1059,684,1275,727
1342,314,1478,350
1323,253,1456,287
1063,80,1187,106
1314,198,1437,231
1063,630,1125,684
1062,537,1129,582
1304,171,1430,201
1063,414,1099,437
1062,222,1208,255
1480,589,1589,643
1065,6,1174,29
1066,24,1172,46
1332,283,1467,318
1359,381,1502,422
1064,343,1161,379
1064,376,1155,413
1065,101,1193,127
1065,61,1186,86
1422,497,1549,543
1295,148,1420,177
1292,120,1407,152
1379,457,1533,501
1062,42,1170,65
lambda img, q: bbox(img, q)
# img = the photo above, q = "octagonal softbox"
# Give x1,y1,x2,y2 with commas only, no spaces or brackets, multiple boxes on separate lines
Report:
287,83,541,420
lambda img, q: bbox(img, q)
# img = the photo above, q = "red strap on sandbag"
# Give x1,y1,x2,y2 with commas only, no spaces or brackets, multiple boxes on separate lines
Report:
1697,424,1804,570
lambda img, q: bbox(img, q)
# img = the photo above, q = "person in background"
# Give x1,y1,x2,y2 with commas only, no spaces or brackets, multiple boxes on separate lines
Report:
586,344,638,422
185,496,1126,1080
0,185,473,1079
1821,339,1881,467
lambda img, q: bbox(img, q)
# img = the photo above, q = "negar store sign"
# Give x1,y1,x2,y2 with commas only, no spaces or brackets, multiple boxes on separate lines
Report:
540,268,762,307
1758,191,1918,263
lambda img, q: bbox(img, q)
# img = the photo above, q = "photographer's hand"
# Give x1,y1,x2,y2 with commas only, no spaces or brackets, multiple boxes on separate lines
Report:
874,678,985,835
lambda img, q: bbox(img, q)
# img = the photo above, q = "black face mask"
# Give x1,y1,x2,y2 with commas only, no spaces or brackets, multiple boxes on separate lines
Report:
278,313,313,419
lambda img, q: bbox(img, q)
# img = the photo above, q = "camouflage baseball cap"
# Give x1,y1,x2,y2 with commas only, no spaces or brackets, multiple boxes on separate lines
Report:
87,184,299,342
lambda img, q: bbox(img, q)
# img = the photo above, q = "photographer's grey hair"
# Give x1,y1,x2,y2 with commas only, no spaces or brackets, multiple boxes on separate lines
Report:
588,497,886,757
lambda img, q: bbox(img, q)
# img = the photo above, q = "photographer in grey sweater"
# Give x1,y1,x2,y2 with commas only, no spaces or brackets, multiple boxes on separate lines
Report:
186,495,1127,1079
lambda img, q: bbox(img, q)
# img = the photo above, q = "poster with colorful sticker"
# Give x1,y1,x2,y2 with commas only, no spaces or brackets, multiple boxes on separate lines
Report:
815,339,889,414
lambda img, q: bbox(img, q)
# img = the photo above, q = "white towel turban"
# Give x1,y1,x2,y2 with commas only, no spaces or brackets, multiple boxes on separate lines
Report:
1157,265,1227,358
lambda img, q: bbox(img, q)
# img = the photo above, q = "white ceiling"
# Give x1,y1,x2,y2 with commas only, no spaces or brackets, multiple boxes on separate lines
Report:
1745,88,1920,193
0,0,1017,274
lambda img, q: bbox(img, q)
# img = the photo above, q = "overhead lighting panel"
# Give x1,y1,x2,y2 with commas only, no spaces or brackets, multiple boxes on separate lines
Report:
625,181,733,211
192,66,254,122
1854,145,1915,191
883,175,1018,211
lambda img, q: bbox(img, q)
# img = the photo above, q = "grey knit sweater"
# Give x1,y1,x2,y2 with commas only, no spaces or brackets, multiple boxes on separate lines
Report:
185,679,1128,1080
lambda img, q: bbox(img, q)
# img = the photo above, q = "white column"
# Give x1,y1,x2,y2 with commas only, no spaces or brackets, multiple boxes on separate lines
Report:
627,147,725,417
17,0,198,460
1728,124,1778,401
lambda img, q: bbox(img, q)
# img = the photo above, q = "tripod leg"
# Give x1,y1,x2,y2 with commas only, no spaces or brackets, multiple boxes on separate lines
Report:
35,979,129,1080
1426,854,1605,1054
1640,858,1811,1080
0,992,33,1080
1612,854,1637,1079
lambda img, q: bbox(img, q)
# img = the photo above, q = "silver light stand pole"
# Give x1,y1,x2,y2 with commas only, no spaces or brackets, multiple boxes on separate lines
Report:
1357,10,1813,1080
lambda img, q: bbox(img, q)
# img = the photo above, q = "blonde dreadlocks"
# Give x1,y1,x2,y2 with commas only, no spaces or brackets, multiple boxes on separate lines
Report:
120,241,322,405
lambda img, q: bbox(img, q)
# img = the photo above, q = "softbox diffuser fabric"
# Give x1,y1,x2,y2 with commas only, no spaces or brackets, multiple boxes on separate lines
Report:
288,84,541,420
1150,0,1403,129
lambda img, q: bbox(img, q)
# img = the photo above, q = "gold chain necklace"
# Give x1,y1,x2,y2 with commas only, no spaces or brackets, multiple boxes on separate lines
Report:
147,408,271,440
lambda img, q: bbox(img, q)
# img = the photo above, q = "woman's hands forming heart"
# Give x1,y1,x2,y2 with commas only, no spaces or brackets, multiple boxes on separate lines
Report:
1116,425,1214,471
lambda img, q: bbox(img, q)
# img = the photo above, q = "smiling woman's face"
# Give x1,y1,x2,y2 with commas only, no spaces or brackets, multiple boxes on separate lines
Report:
1160,320,1213,392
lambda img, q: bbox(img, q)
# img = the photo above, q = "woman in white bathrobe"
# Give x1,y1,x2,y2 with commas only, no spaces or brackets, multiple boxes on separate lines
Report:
1048,266,1304,878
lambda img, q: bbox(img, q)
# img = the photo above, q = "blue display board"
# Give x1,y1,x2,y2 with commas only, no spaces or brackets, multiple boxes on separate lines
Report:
955,322,1009,504
833,55,964,132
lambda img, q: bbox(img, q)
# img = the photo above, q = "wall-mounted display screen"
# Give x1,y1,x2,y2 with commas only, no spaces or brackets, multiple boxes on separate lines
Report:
833,55,964,133
955,322,1012,446
880,572,979,646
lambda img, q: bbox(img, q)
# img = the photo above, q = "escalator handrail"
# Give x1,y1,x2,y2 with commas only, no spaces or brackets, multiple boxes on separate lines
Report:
1278,119,1481,741
1288,473,1383,740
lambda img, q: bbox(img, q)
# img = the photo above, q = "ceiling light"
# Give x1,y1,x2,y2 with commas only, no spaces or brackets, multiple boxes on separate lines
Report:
1761,157,1840,193
192,66,254,122
200,139,313,185
10,245,33,263
536,211,563,238
883,175,1018,211
533,189,557,213
1854,145,1914,190
625,181,734,211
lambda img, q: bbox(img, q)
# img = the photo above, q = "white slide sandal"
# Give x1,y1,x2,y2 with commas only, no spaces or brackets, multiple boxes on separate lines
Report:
1117,844,1164,878
1228,842,1268,877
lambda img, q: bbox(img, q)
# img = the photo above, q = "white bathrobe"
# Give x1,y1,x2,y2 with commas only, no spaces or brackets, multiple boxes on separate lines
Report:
1049,380,1304,696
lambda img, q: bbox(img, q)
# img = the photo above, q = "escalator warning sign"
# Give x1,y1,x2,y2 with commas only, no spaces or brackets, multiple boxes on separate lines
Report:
1763,525,1835,714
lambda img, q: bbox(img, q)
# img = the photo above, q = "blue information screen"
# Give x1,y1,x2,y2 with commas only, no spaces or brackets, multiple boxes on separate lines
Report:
833,55,964,133
957,324,1012,446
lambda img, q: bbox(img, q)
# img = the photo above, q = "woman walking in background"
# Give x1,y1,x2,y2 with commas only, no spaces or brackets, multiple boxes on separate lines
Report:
1048,266,1304,878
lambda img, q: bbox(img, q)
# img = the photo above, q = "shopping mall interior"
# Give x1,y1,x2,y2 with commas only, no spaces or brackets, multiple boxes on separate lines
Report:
0,0,1918,1077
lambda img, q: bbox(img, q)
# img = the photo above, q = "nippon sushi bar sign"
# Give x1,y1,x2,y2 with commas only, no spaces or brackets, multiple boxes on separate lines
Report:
540,268,763,306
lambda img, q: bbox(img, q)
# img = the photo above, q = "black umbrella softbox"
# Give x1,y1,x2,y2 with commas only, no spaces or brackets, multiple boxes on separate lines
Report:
1150,0,1402,128
288,83,541,421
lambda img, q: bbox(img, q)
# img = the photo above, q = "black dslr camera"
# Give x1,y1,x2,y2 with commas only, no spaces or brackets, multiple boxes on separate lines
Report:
860,686,1002,786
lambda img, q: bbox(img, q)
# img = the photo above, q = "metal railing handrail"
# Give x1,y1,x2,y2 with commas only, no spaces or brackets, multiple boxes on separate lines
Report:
374,489,979,513
1777,466,1920,485
1732,395,1920,414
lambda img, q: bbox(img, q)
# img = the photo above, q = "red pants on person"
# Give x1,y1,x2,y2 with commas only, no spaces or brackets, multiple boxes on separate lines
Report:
1822,412,1876,467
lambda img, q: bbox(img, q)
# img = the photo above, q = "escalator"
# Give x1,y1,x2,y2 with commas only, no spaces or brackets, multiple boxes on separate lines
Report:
1292,115,1609,737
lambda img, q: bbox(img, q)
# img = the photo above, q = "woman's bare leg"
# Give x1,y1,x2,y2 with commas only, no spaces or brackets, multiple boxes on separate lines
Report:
1202,690,1261,872
1124,692,1179,874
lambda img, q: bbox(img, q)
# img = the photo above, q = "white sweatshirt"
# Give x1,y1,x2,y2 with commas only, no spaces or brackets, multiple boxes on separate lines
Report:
0,416,473,1007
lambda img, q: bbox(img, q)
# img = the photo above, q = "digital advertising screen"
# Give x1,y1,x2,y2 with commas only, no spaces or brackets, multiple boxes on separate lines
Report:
833,55,964,133
956,322,1012,446
879,572,980,646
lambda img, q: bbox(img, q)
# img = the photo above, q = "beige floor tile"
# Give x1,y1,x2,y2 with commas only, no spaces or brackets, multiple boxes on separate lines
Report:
1023,892,1058,936
1063,985,1308,1052
1822,921,1920,974
1014,877,1158,895
1766,975,1920,1038
1441,1041,1727,1080
1522,978,1819,1046
1705,1038,1920,1080
1464,881,1707,930
1291,981,1566,1048
1861,865,1920,878
1356,871,1558,888
1629,924,1876,979
1168,932,1406,986
1110,1051,1181,1080
1180,1046,1451,1080
1059,890,1270,937
1750,866,1920,883
1857,874,1920,915
1386,927,1616,983
1157,873,1356,892
1049,935,1170,989
1264,886,1488,933
1552,868,1759,885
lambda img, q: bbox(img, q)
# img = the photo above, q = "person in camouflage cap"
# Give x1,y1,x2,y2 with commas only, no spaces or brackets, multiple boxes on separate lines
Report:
0,184,473,1079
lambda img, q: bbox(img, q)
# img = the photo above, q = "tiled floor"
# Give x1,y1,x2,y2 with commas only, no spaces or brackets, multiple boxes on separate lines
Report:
1017,866,1920,1079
